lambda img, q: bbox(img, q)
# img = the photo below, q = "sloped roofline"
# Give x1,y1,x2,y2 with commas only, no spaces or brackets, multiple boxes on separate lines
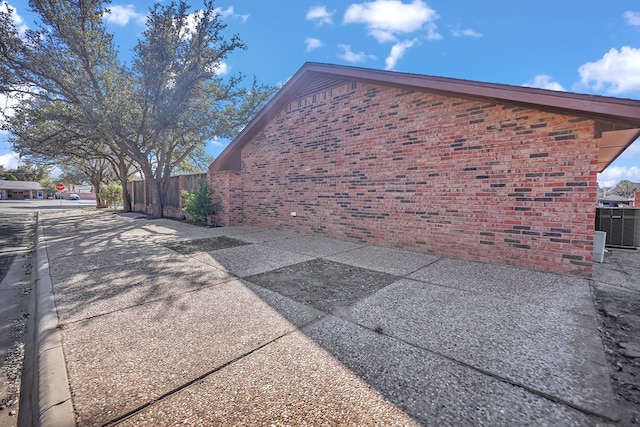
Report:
210,62,640,173
0,179,43,190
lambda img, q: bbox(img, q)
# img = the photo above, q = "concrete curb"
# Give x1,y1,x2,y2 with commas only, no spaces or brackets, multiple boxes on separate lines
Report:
34,213,75,426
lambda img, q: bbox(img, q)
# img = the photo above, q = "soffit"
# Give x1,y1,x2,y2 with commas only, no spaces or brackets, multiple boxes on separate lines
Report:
598,128,640,173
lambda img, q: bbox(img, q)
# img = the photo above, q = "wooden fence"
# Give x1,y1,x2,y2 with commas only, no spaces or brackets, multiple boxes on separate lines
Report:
129,173,207,219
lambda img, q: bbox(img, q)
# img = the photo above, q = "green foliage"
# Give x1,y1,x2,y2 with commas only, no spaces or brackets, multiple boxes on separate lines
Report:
0,0,275,218
39,176,56,195
98,182,122,209
181,181,217,226
58,169,88,187
3,162,50,181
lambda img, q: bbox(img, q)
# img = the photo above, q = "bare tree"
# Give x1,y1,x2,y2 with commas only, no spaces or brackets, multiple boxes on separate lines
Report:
613,180,640,199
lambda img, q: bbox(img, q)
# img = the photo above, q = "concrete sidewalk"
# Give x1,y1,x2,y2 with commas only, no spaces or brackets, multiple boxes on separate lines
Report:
33,209,622,426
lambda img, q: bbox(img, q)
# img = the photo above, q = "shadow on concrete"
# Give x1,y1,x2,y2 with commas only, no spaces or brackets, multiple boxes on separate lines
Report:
37,210,625,426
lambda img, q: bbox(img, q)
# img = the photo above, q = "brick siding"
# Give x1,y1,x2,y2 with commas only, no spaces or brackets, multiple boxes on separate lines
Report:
223,81,598,276
209,170,243,226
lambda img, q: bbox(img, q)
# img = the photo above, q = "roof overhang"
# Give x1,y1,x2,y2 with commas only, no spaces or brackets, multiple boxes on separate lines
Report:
597,128,640,172
211,62,640,173
0,180,43,191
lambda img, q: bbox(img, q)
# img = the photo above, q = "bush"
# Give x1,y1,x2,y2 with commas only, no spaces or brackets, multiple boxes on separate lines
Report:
181,181,217,226
98,182,122,209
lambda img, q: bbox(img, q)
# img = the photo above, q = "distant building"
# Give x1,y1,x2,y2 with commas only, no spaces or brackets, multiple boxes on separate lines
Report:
597,195,633,207
0,179,43,200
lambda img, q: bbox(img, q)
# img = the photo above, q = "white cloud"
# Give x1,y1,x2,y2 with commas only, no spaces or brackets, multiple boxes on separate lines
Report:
578,46,640,94
1,2,28,34
598,139,640,187
425,22,442,41
618,137,640,160
203,58,229,75
385,38,416,70
344,0,438,39
598,165,640,188
451,27,482,38
343,1,439,68
181,7,248,41
0,93,19,120
523,75,565,91
0,152,20,169
209,136,224,147
306,6,333,25
623,10,640,26
337,44,376,63
104,4,146,26
215,6,249,23
368,29,397,43
305,37,324,52
213,62,230,76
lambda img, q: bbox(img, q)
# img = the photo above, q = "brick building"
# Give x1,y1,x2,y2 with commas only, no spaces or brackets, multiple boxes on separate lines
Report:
0,179,43,200
208,63,640,276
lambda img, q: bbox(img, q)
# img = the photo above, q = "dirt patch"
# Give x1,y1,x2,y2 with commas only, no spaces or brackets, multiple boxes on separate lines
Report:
245,258,398,314
592,249,640,424
0,312,28,416
593,287,640,423
162,236,250,254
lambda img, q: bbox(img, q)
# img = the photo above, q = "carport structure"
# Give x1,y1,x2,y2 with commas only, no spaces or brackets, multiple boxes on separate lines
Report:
208,63,640,276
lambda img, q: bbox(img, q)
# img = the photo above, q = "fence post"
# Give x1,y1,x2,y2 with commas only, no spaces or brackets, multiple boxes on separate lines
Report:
143,179,148,214
131,181,136,210
179,175,185,213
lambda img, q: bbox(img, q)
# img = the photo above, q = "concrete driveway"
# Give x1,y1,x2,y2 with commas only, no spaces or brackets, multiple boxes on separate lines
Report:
33,209,623,426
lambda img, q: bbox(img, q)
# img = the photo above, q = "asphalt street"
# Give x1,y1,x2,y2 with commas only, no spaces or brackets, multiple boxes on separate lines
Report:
0,199,92,426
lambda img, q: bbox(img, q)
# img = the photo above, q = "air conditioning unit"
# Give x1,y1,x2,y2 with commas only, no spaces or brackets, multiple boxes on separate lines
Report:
595,208,640,248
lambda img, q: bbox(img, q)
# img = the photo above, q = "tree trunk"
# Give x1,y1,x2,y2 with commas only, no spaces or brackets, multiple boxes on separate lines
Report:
148,179,164,219
123,184,132,212
118,160,132,212
91,178,103,208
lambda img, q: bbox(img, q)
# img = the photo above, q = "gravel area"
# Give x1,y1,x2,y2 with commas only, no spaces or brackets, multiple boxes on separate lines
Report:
591,248,640,425
0,211,35,426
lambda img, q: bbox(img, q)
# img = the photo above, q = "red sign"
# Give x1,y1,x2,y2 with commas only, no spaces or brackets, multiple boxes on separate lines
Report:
56,183,64,191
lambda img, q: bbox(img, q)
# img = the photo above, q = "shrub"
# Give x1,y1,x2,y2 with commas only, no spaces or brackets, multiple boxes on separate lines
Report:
98,182,122,209
181,181,217,226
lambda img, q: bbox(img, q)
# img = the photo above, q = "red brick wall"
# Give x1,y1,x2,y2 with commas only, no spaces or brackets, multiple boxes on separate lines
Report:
209,170,243,226
233,81,600,275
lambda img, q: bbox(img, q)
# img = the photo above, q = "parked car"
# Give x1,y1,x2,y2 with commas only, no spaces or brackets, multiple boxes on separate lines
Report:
68,193,80,200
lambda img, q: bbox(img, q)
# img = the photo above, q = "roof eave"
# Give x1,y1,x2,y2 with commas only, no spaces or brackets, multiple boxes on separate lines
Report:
210,66,316,172
303,63,640,125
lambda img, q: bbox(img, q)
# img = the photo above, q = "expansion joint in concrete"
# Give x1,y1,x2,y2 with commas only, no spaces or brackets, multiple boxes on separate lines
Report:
101,329,303,426
348,319,620,424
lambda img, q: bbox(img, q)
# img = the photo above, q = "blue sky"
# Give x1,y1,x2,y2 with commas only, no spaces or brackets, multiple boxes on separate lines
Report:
1,0,639,187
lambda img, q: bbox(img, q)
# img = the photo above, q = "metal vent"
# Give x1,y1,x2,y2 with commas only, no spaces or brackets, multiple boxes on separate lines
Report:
292,77,350,101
